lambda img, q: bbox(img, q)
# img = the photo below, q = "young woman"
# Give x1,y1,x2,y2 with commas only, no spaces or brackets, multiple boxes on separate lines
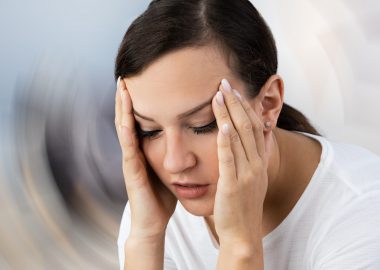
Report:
114,1,380,269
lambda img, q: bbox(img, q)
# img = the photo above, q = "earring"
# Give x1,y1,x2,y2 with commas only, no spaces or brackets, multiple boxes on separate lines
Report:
264,121,271,129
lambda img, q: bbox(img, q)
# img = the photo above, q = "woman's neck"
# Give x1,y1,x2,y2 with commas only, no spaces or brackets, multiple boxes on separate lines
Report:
262,128,321,236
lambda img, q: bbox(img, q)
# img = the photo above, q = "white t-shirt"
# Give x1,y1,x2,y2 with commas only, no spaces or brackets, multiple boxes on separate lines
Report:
118,133,380,269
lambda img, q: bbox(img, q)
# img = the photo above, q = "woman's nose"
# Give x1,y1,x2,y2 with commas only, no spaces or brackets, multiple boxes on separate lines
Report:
163,134,196,174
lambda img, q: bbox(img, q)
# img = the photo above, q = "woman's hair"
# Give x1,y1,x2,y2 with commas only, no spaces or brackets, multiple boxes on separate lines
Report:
115,0,320,135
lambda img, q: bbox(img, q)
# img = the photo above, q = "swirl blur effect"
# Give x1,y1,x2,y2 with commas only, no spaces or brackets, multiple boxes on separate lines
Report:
0,0,379,269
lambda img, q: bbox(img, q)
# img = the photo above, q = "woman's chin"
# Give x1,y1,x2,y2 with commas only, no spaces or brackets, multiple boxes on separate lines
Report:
178,198,214,217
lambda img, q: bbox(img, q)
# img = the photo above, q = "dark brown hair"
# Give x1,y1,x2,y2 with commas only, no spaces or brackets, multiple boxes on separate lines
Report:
115,0,320,135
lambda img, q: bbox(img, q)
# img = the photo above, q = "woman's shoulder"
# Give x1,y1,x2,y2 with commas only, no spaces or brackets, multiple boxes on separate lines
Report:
301,132,380,191
290,132,380,220
330,137,379,187
284,133,380,267
301,131,380,162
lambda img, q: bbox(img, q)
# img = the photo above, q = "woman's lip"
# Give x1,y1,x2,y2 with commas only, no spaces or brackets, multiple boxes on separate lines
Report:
172,184,209,199
172,182,208,186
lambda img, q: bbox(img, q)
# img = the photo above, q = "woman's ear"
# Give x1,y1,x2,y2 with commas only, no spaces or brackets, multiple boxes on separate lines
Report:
252,75,284,132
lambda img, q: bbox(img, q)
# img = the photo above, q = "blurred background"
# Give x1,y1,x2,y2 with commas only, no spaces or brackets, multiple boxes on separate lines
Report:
0,0,379,269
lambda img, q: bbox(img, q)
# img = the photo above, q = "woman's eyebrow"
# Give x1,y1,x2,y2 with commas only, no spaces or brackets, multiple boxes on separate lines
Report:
133,94,215,122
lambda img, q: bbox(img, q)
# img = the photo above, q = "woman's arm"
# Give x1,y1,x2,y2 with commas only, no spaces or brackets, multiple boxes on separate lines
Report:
115,77,177,270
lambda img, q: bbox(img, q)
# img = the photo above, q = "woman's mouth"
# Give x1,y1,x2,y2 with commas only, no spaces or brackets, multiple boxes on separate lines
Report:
172,183,209,199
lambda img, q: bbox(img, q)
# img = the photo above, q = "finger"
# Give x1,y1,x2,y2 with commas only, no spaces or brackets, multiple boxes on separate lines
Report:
120,79,136,131
120,126,141,179
212,90,247,175
118,78,137,151
120,131,147,193
115,78,135,141
216,123,237,188
116,80,145,187
219,79,259,163
115,77,121,130
235,90,266,160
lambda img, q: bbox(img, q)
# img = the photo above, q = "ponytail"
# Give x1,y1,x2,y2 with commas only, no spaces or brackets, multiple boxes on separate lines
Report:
278,103,320,135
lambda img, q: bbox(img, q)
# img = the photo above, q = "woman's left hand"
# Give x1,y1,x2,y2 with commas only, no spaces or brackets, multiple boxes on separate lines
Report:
211,79,269,254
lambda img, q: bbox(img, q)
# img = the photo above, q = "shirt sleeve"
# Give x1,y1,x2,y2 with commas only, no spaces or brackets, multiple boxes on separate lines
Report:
117,201,131,270
117,201,177,270
311,192,380,270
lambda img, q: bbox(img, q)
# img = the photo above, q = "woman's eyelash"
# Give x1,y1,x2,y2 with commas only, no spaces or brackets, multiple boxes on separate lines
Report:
137,128,160,139
137,120,218,139
135,121,158,139
193,120,217,134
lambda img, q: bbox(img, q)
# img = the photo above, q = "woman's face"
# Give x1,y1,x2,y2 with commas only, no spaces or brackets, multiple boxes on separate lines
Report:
125,45,248,216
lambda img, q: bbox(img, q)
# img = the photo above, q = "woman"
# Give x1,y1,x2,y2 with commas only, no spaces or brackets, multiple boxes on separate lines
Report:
115,0,380,269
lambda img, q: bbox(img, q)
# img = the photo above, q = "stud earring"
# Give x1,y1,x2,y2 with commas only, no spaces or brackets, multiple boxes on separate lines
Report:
264,121,271,129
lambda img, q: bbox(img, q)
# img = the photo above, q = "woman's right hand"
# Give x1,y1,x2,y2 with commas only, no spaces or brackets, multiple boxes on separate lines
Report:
115,77,177,240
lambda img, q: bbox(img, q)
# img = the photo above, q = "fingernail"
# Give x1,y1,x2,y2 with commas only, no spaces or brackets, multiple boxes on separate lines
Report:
233,89,242,101
222,123,229,135
121,89,125,98
216,91,224,106
221,79,232,92
117,76,121,89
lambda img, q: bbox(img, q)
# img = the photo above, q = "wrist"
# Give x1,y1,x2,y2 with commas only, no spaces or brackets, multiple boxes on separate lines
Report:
129,224,167,240
217,240,264,270
128,230,166,245
125,233,166,259
219,238,262,258
124,233,165,270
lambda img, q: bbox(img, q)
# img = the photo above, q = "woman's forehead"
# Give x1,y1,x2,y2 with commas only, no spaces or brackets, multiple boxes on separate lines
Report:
128,79,217,124
126,46,233,92
124,46,235,119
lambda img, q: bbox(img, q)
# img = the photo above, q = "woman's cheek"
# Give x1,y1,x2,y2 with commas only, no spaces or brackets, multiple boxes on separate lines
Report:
206,133,219,183
191,132,219,180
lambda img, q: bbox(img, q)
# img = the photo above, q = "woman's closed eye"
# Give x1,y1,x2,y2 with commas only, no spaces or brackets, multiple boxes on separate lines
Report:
193,119,217,135
137,120,218,139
